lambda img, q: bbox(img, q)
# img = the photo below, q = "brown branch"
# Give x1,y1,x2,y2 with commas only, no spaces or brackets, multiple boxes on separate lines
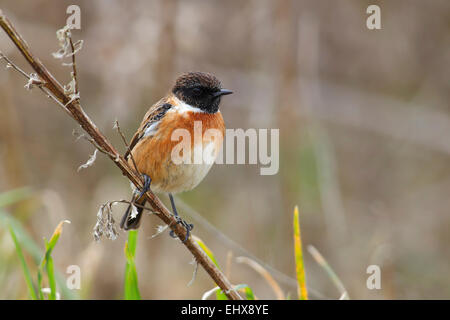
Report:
0,10,242,300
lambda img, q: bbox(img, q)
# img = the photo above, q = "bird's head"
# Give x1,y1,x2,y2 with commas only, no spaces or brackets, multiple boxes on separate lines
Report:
172,72,232,114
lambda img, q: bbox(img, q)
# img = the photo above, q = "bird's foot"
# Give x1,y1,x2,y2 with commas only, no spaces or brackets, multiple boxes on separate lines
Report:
137,174,152,198
168,192,193,242
170,216,194,243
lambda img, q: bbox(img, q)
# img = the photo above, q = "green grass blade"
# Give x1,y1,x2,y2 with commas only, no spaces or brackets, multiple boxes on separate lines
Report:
9,225,37,300
0,211,41,261
234,284,255,300
215,290,228,300
0,187,32,208
45,220,69,257
127,229,138,255
44,240,57,300
0,211,78,300
245,287,255,300
39,221,70,300
293,206,308,300
193,235,220,267
236,256,284,300
37,267,44,300
124,230,141,300
124,263,140,300
193,236,227,300
307,245,349,299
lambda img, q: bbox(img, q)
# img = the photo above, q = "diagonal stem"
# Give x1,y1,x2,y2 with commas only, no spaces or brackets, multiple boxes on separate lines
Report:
0,9,241,300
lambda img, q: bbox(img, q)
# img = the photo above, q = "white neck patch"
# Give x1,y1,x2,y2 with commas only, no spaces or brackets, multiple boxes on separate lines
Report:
170,96,204,114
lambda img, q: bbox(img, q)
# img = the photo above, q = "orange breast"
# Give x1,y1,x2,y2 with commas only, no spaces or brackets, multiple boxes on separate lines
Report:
128,111,225,193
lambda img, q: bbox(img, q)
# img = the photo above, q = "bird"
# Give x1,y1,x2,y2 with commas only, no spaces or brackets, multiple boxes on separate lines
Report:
120,71,232,241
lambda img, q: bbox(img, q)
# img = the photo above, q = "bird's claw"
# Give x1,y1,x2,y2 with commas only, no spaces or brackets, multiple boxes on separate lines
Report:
170,216,194,243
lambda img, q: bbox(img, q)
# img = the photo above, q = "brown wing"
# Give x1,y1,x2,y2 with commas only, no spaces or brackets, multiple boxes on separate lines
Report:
125,98,173,159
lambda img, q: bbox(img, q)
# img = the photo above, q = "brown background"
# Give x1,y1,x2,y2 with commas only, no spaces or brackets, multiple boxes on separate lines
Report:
0,0,449,299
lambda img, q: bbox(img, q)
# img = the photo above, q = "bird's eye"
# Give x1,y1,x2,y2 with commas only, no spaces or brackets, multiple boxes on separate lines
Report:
192,87,202,96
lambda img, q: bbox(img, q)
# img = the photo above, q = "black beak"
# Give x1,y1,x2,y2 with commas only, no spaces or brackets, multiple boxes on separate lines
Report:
214,89,233,97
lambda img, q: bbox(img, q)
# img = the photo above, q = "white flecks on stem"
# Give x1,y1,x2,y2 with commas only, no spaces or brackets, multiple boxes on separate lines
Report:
77,149,98,172
150,224,168,239
187,258,199,287
24,73,44,90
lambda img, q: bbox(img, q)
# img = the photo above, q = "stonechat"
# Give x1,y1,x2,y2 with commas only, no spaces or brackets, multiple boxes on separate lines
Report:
120,72,232,241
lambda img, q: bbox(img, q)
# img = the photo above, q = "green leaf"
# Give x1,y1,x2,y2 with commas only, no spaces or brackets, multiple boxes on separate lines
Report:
9,225,37,300
0,211,41,261
37,265,44,300
0,211,78,300
193,236,227,300
244,287,255,300
194,236,220,267
45,220,69,257
126,229,138,257
46,255,57,300
234,284,255,300
216,290,228,300
293,206,308,300
44,240,57,300
124,230,141,300
38,221,70,300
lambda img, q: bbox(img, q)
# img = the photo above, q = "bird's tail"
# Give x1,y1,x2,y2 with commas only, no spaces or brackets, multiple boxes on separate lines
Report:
120,194,147,230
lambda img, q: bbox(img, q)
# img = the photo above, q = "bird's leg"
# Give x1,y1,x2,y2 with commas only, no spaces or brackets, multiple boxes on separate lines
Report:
168,193,194,243
169,192,180,217
137,174,152,198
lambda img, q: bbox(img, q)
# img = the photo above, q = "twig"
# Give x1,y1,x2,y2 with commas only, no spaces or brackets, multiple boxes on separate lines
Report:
0,51,73,117
113,119,139,176
0,10,242,300
0,51,30,78
72,130,115,157
101,199,158,214
68,36,79,95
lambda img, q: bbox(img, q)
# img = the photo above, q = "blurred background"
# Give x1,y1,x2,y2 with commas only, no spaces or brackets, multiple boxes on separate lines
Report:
0,0,449,299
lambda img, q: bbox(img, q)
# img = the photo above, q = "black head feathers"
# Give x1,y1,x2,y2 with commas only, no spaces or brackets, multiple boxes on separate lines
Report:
172,72,232,113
